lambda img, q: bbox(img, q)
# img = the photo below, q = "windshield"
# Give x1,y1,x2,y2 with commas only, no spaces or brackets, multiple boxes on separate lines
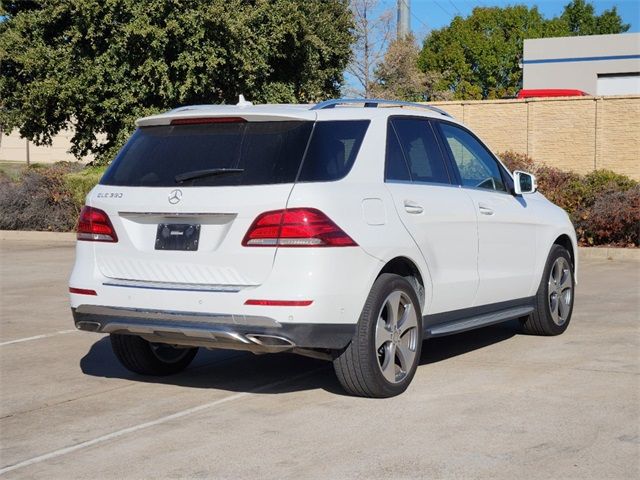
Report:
100,120,370,187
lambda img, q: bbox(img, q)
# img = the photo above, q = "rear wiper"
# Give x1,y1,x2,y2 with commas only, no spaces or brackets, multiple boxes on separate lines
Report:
175,168,244,184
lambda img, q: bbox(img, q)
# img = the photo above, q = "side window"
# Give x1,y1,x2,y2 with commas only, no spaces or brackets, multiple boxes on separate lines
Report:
385,124,411,181
438,123,507,192
387,118,450,184
298,120,369,182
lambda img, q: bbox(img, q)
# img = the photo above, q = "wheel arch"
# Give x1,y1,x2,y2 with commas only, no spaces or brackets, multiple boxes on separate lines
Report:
553,234,575,272
376,256,426,310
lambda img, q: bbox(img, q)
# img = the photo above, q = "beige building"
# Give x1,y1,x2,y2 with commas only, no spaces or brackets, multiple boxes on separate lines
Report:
523,33,640,95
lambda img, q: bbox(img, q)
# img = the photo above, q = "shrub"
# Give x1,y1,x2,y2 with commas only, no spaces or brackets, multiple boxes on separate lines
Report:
498,151,536,173
0,163,80,231
575,186,640,247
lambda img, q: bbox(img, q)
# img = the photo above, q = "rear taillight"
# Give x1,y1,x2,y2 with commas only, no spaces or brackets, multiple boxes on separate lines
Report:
77,206,118,242
242,208,357,247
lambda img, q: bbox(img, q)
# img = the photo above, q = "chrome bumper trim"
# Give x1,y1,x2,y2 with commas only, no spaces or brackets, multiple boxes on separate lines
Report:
74,304,279,328
102,279,253,293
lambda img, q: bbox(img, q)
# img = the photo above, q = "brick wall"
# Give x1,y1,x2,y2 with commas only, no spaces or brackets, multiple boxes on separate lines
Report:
428,95,640,180
0,128,95,164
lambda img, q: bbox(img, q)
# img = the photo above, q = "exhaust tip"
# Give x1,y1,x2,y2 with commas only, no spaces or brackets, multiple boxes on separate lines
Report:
76,321,102,332
246,334,294,348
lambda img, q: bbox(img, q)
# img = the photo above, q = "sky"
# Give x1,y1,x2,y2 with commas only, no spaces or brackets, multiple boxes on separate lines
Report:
389,0,640,39
344,0,639,92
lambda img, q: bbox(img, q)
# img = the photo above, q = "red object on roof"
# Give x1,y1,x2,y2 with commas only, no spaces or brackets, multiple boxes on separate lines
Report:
517,89,588,99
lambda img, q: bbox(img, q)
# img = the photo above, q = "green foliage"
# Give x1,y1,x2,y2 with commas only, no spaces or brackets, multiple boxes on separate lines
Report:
500,151,639,247
418,1,630,100
0,0,353,165
64,165,108,210
561,0,630,35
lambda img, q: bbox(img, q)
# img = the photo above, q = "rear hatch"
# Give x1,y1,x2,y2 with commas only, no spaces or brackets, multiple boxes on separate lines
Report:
89,110,370,290
92,114,314,289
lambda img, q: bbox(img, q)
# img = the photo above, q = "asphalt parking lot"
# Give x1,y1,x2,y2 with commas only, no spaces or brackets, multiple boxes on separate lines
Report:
0,239,638,479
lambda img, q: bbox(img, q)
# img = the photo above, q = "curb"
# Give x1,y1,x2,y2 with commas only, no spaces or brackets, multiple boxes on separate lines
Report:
1,230,638,260
0,230,76,242
578,246,639,261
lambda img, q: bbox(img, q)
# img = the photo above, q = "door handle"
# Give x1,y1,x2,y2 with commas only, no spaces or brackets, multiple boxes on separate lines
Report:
478,204,494,216
404,200,424,214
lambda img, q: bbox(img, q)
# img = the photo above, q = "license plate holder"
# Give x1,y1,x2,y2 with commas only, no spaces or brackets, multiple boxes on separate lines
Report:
155,223,200,251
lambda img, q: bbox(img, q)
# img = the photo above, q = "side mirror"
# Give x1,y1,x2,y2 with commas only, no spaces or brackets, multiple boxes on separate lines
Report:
513,170,537,195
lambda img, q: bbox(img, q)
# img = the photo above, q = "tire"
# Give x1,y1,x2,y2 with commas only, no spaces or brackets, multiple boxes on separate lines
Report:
110,333,198,376
521,244,575,336
333,273,423,398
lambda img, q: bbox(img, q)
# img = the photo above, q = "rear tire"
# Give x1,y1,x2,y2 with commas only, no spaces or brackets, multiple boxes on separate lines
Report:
521,244,574,336
333,274,423,398
110,334,198,376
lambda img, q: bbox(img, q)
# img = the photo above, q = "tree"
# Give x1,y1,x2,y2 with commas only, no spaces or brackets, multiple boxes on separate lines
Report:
347,0,393,97
560,0,630,35
418,0,630,100
0,0,354,164
370,34,451,102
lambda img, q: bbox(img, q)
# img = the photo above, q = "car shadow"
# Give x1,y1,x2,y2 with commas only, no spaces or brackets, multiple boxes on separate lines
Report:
80,320,520,396
419,319,520,365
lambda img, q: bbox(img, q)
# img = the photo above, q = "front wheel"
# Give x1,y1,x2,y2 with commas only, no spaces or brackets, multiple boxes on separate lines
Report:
333,274,423,398
110,334,198,376
521,244,575,336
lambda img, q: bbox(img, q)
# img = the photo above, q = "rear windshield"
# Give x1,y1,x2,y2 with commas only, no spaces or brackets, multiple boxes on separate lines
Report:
100,120,369,187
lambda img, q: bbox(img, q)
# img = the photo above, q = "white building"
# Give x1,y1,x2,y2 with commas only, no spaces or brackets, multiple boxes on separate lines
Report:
523,33,640,96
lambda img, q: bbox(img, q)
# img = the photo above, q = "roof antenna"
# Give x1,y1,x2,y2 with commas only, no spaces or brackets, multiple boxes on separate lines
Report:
237,94,252,107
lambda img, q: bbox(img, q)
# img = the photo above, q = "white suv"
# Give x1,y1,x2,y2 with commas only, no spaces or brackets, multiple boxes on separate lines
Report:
69,98,577,397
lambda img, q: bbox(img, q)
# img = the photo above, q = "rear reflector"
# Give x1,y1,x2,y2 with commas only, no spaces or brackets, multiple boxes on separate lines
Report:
69,287,97,296
170,117,246,125
242,208,357,247
244,299,313,306
77,206,118,242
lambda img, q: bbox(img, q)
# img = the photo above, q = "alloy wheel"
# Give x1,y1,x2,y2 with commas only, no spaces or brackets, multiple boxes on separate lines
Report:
150,343,193,364
375,291,419,383
548,257,573,326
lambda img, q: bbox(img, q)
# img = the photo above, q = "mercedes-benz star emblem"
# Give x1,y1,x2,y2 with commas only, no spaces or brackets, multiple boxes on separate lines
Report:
168,189,183,205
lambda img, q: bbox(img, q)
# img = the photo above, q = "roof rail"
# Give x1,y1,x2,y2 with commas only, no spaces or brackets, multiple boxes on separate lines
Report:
311,98,452,118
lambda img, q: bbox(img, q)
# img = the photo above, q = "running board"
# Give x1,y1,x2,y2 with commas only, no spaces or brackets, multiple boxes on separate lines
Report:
425,305,534,337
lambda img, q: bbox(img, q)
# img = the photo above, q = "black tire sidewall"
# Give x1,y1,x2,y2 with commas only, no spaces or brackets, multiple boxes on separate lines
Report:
110,333,198,376
536,245,575,335
362,274,423,396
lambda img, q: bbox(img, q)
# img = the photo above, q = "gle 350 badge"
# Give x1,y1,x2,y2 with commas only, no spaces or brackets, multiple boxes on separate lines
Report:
96,192,123,199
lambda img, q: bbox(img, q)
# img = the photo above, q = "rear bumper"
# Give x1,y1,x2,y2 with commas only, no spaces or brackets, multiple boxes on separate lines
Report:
72,305,355,350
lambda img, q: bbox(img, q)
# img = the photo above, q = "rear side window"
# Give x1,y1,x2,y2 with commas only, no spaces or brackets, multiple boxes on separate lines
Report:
297,120,370,182
385,125,411,181
101,121,313,187
386,118,450,184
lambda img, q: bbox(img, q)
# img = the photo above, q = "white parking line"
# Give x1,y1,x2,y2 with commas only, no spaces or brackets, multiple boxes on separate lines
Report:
0,330,78,347
0,366,325,475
